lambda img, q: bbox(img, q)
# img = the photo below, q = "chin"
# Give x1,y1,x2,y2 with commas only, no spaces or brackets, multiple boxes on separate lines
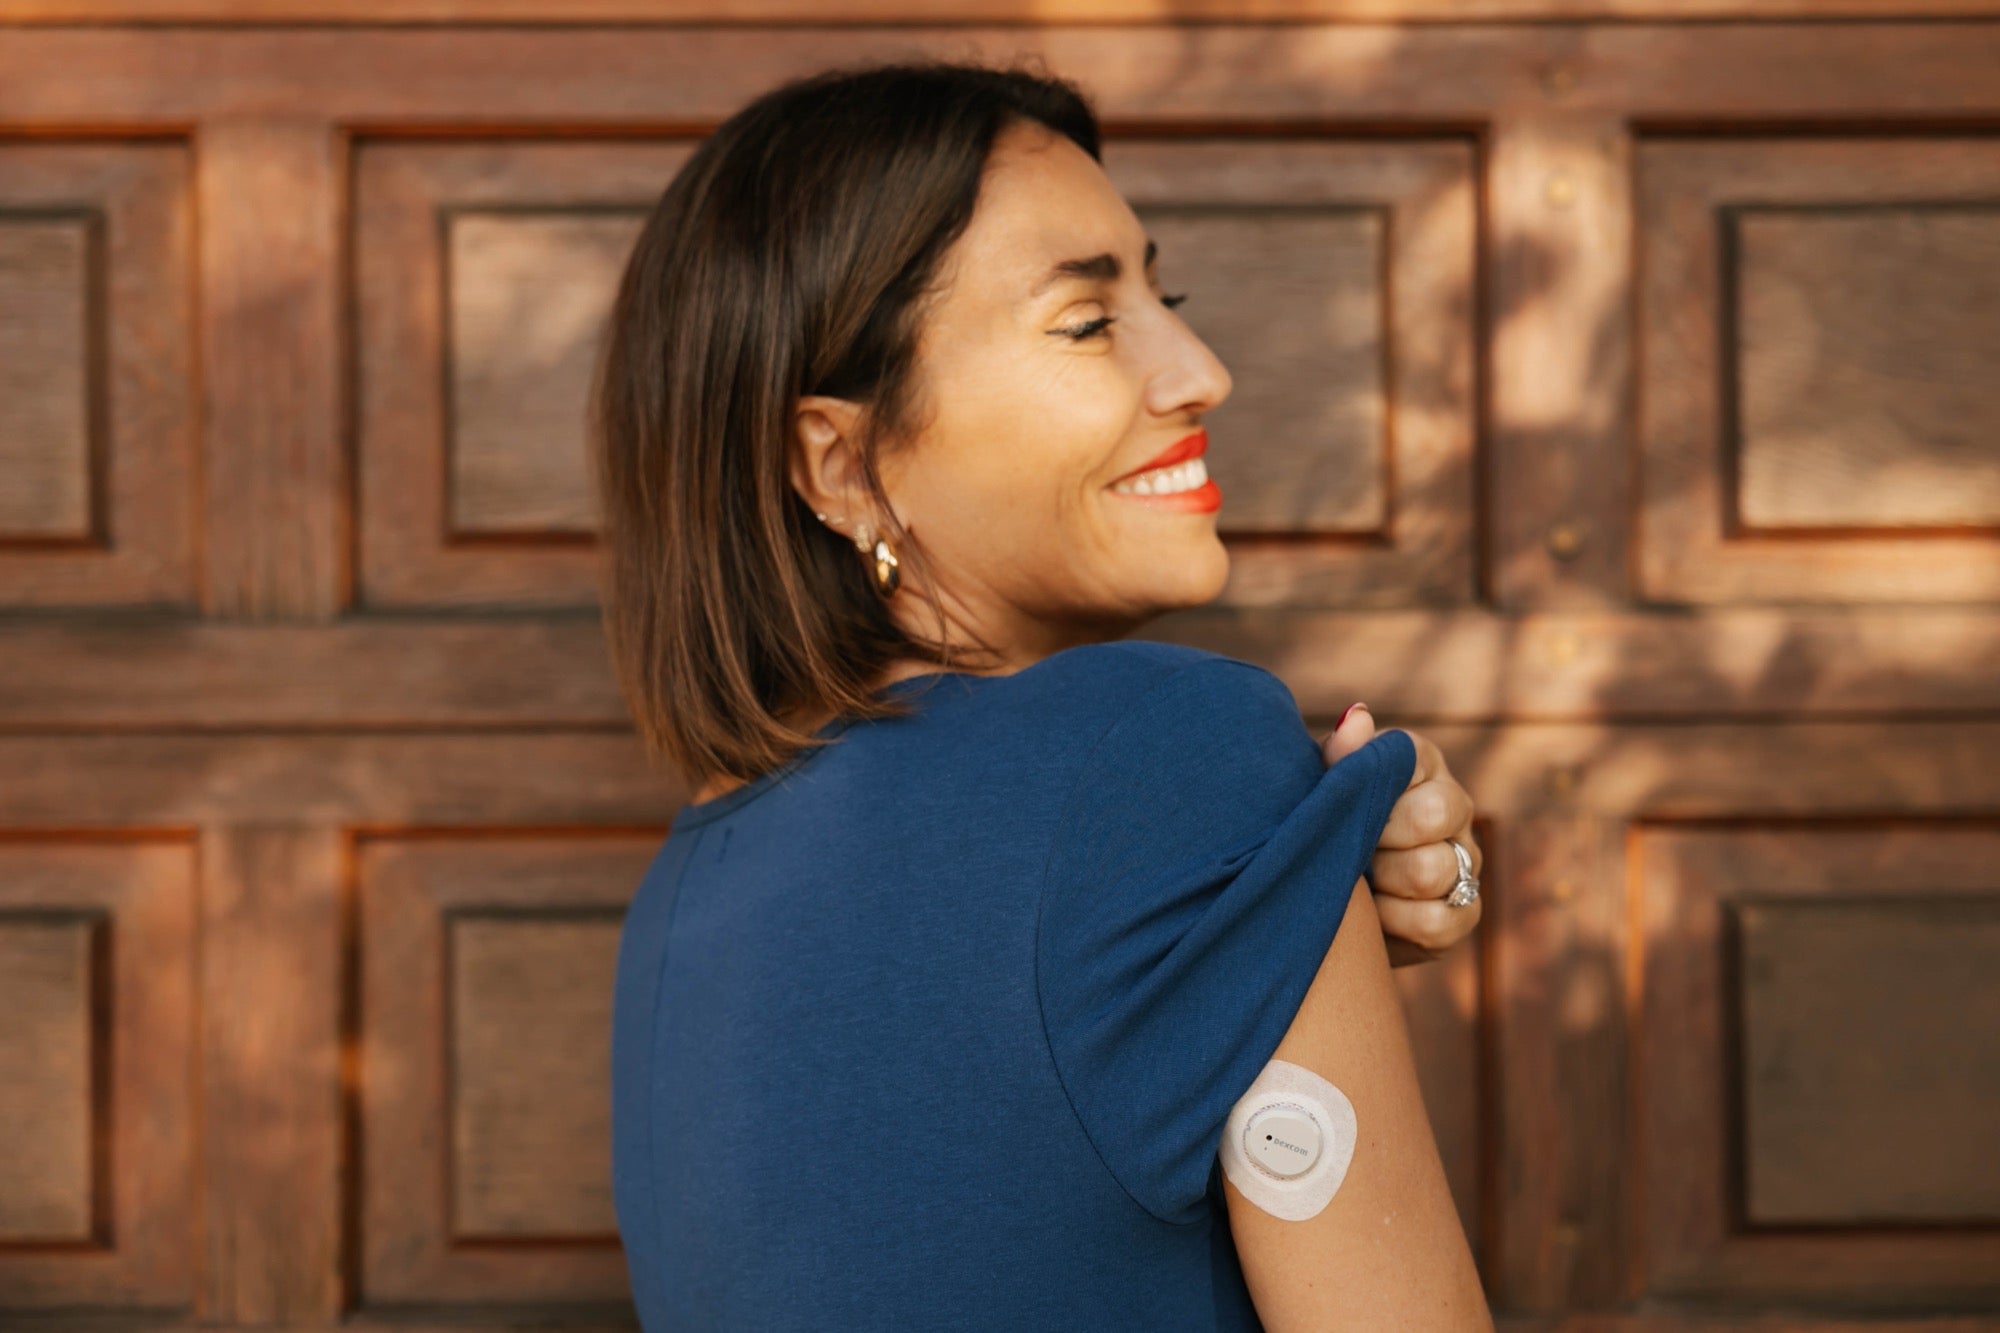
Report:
1151,542,1232,611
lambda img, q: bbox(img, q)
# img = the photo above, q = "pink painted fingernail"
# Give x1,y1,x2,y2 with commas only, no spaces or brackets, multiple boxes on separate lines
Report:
1338,701,1370,728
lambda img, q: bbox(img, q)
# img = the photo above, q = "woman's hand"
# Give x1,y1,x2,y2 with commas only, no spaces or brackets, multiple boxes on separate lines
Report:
1322,704,1483,968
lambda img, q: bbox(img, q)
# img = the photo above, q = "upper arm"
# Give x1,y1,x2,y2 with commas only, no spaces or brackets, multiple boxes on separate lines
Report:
1037,656,1422,1228
1222,874,1492,1331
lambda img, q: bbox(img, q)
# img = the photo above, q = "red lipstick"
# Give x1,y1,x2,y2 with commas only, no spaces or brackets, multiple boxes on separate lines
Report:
1113,428,1208,483
1107,427,1222,514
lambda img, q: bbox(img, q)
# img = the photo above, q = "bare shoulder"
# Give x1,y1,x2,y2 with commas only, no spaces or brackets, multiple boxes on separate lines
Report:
1222,877,1493,1331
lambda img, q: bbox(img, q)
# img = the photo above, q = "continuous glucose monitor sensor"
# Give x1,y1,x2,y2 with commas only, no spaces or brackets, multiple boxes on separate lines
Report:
1219,1058,1358,1220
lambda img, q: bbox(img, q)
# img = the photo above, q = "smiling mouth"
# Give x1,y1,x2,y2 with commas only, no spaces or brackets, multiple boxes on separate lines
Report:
1108,430,1223,512
1111,455,1210,496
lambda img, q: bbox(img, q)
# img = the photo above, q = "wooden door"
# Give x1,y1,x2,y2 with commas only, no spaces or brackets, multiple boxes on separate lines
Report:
1,11,1996,1330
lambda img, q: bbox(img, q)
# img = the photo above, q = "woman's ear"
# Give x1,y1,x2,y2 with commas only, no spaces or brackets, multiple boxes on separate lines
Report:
789,394,872,532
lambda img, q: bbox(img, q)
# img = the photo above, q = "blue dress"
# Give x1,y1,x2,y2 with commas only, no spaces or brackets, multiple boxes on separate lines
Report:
610,639,1419,1330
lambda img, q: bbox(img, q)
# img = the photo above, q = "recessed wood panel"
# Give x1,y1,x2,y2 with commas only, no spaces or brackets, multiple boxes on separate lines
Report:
358,832,662,1306
0,215,94,540
1107,139,1477,609
1138,206,1386,533
356,139,696,609
1638,137,2000,604
1736,897,2000,1225
1637,825,2000,1305
450,912,622,1238
1734,206,2000,531
0,915,98,1241
0,144,193,608
447,210,644,538
0,839,195,1311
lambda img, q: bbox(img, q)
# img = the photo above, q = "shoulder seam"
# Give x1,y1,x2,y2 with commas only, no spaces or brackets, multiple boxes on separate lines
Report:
1028,653,1276,1230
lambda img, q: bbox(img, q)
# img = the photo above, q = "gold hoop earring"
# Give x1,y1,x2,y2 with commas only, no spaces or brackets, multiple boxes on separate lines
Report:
870,537,900,598
849,521,899,598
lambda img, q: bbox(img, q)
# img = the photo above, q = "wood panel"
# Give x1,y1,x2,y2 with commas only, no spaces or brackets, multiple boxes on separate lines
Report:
1635,825,2000,1305
0,216,91,538
0,142,194,609
355,140,693,609
356,834,661,1304
0,916,96,1241
1636,137,2000,605
0,839,197,1311
1734,208,2000,532
1108,138,1477,609
1736,898,2000,1225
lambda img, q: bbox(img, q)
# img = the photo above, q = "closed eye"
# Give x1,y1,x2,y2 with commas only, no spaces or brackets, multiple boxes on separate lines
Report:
1051,291,1191,342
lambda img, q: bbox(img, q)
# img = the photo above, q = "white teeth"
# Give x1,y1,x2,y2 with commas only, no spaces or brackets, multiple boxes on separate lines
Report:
1113,455,1208,496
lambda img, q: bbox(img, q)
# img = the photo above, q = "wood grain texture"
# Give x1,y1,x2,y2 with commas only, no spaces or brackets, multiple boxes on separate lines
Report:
1637,137,2000,604
446,211,641,538
0,216,92,540
4,0,2000,20
358,835,659,1304
355,140,695,609
0,916,96,1241
4,607,2000,729
1733,206,2000,531
1485,113,1632,608
1636,826,2000,1305
197,121,346,618
1393,813,1492,1269
198,826,345,1322
1109,138,1477,609
450,914,622,1238
0,15,1994,1329
0,734,687,828
0,840,196,1310
2,26,1999,124
1487,815,1633,1310
0,142,194,609
1736,897,2000,1225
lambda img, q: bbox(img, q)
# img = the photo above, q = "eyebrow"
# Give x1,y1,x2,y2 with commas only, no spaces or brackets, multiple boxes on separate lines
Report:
1030,238,1158,299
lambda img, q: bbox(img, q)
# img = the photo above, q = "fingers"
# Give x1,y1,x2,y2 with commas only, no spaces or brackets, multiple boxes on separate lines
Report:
1385,934,1446,968
1379,769,1477,855
1369,835,1483,901
1375,889,1482,956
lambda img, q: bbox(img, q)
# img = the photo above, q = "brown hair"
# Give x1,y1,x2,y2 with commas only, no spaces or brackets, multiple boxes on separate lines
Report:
589,58,1102,787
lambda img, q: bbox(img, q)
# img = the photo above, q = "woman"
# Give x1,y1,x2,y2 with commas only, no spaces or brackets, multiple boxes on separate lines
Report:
595,58,1490,1330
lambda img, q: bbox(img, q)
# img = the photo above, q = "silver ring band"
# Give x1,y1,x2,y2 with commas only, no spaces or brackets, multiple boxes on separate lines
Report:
1444,837,1480,908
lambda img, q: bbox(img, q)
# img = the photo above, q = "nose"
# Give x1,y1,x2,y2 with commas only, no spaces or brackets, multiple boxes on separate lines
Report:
1147,314,1233,422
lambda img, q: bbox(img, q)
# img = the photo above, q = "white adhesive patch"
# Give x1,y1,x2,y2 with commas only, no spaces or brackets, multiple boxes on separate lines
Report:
1219,1058,1358,1221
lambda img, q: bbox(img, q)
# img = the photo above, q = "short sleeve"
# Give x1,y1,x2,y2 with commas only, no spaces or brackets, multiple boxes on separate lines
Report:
1035,657,1418,1227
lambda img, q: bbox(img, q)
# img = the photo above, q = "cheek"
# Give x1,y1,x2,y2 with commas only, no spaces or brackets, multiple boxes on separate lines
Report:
914,361,1129,531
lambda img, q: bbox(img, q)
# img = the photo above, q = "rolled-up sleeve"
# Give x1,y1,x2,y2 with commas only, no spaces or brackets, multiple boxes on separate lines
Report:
1035,658,1418,1228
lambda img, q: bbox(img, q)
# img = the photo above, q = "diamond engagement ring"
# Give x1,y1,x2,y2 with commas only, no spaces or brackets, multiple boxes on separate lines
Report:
1444,838,1480,908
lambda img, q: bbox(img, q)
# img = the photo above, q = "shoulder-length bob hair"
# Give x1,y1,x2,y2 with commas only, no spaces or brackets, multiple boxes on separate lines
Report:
590,58,1101,788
